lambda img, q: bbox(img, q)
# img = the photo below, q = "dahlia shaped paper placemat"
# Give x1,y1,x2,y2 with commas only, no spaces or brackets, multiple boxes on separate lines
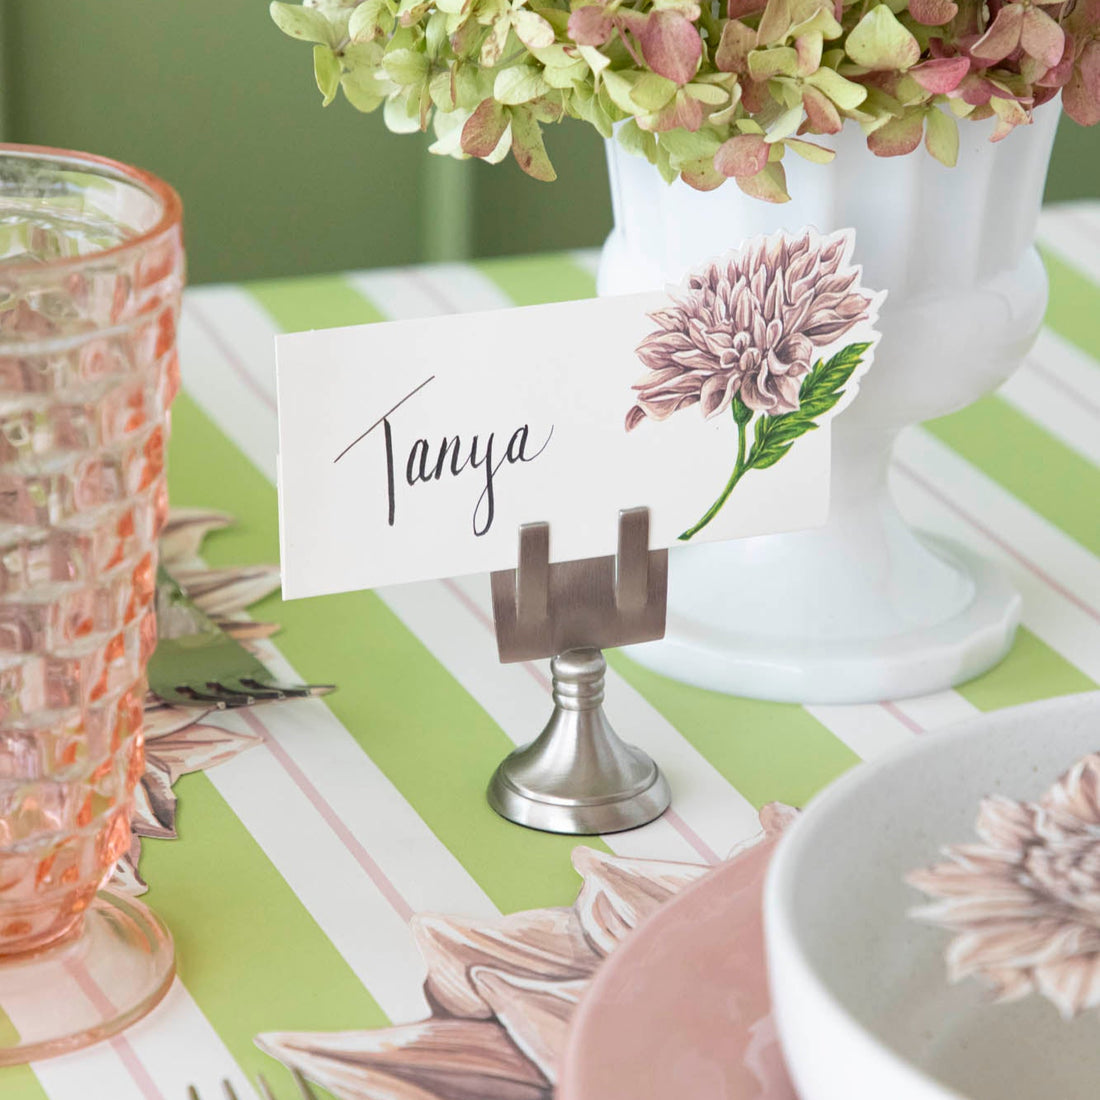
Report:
256,804,798,1100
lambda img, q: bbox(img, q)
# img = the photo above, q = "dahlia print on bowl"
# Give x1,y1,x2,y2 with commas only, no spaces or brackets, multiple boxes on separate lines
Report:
626,228,880,539
909,751,1100,1020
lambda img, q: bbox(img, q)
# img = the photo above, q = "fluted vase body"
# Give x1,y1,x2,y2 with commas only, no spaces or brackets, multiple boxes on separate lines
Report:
599,107,1060,703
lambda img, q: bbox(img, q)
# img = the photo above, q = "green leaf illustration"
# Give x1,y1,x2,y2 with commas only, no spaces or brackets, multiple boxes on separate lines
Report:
749,412,814,469
746,341,869,469
678,340,870,540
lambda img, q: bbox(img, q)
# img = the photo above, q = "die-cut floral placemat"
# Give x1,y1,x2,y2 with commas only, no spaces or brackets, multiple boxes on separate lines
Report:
255,805,796,1100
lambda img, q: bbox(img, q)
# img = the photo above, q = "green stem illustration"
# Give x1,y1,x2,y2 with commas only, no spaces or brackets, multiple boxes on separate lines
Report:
678,410,749,541
673,343,869,542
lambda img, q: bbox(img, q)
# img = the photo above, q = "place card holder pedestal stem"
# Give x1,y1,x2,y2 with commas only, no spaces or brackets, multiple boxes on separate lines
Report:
488,507,672,835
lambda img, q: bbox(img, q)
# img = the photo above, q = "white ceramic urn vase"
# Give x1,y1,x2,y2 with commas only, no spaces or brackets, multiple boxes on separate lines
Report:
600,106,1060,704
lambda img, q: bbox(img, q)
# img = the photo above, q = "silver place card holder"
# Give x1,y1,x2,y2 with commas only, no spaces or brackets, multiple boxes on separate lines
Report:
488,506,672,835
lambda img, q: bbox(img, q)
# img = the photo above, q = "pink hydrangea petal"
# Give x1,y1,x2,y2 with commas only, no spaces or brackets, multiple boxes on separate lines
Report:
727,0,768,18
908,0,959,25
959,73,998,105
1020,5,1065,69
650,91,705,133
638,10,703,84
910,55,971,93
1067,0,1100,36
567,6,614,45
1063,38,1100,126
680,158,726,191
1036,31,1075,88
970,3,1025,62
461,99,509,158
715,18,756,72
867,112,925,157
714,133,770,179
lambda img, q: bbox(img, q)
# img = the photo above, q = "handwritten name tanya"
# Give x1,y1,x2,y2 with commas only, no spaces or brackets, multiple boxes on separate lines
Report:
334,376,553,536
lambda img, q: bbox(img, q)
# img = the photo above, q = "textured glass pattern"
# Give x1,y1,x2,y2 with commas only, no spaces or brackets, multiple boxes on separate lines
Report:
0,148,182,954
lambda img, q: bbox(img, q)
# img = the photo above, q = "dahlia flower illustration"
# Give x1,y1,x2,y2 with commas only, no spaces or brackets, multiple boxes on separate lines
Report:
909,752,1100,1020
625,229,875,540
257,805,799,1100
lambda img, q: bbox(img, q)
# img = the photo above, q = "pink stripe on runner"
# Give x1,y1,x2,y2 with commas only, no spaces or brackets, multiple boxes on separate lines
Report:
894,459,1100,625
105,1037,166,1100
238,709,415,924
878,700,925,735
402,267,465,317
1023,358,1100,422
186,299,277,414
440,579,721,864
63,959,166,1100
663,811,721,865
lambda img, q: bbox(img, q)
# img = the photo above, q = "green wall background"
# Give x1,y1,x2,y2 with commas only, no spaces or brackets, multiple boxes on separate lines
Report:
1,0,1095,285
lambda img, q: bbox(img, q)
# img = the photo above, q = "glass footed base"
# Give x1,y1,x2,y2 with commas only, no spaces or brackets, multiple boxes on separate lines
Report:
0,889,174,1065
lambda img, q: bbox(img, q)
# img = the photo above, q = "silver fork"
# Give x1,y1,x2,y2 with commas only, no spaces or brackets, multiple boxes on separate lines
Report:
149,566,335,708
186,1068,320,1100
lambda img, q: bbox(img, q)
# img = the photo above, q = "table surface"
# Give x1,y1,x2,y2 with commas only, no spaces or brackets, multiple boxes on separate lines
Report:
2,202,1099,1100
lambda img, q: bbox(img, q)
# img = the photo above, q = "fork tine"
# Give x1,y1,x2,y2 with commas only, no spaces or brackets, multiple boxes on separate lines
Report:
238,678,336,699
151,566,337,712
205,681,261,704
238,685,288,701
175,685,234,708
189,1070,320,1100
215,679,283,702
255,1074,278,1100
292,1068,319,1099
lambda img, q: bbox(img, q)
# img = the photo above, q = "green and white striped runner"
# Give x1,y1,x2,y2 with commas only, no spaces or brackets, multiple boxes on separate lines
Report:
2,201,1098,1100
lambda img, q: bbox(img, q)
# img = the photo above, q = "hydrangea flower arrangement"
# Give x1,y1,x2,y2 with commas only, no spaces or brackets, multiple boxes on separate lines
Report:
271,0,1099,199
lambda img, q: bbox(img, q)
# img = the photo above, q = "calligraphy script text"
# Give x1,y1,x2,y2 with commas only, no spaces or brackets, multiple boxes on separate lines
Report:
334,376,553,536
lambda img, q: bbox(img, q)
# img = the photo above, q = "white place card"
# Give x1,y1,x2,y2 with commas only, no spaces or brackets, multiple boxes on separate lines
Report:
277,228,883,598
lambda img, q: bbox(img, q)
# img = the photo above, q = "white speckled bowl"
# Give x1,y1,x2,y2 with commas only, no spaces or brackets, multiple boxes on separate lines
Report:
765,692,1100,1100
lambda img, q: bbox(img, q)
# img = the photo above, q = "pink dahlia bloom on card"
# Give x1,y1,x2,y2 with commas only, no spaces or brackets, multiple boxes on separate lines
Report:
909,752,1100,1019
626,231,871,428
625,229,878,540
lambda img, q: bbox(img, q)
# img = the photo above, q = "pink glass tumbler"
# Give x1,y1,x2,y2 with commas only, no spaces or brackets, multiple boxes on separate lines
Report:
0,145,181,1062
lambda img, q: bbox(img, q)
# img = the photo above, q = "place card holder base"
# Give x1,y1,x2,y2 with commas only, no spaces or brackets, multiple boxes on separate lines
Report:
487,507,671,835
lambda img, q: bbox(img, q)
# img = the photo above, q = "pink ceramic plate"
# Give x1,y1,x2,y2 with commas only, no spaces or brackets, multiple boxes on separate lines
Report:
559,824,798,1100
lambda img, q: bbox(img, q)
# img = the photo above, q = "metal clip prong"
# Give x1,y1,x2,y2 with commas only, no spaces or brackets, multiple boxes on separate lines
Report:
615,506,650,613
515,522,549,625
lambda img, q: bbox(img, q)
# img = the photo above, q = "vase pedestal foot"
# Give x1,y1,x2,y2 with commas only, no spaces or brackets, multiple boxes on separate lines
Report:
625,535,1020,705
